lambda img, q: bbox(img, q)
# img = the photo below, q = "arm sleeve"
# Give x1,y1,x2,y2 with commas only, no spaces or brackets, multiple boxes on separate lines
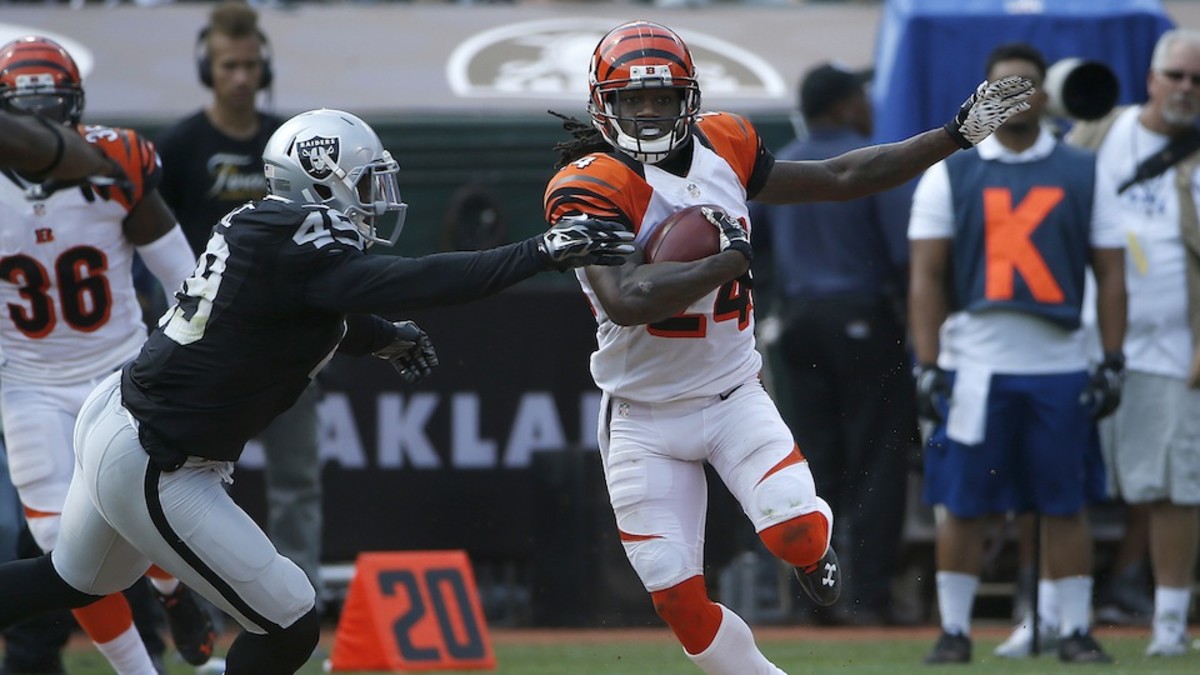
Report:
303,238,547,316
339,314,399,357
135,224,196,297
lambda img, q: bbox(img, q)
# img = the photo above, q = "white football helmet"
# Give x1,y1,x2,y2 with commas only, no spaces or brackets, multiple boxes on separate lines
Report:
263,108,407,246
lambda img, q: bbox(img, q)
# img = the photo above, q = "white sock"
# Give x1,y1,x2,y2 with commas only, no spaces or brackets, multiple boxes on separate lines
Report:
94,625,158,675
935,571,979,637
149,576,180,596
1037,578,1059,628
1053,575,1093,636
1153,586,1191,625
686,604,786,675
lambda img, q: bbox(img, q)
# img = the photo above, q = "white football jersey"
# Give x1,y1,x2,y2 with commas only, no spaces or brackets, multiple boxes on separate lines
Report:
0,128,155,385
546,113,764,402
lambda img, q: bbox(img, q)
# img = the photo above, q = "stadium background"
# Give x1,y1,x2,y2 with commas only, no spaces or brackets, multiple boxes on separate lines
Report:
0,0,1194,629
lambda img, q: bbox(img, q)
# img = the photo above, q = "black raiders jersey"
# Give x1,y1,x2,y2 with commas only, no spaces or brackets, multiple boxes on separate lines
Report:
122,196,547,466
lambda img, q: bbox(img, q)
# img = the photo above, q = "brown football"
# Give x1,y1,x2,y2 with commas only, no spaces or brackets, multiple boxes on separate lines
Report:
643,204,721,263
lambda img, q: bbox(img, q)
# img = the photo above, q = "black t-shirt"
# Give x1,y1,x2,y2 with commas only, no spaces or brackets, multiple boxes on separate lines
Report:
122,197,548,466
156,110,283,255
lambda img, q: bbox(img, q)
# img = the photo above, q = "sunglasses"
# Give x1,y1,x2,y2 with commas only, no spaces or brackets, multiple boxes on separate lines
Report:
1159,69,1200,86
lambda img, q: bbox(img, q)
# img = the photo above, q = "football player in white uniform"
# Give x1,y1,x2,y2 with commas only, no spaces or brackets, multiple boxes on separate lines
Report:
544,20,1033,675
0,36,217,673
0,107,633,675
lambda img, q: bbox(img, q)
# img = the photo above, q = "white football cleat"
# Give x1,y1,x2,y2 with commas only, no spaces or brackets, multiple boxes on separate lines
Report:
994,616,1060,658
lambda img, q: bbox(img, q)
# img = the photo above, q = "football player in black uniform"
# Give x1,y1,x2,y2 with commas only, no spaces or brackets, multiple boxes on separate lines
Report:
0,108,634,674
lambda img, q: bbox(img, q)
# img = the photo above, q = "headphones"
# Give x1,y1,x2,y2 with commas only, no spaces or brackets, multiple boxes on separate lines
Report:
195,25,274,90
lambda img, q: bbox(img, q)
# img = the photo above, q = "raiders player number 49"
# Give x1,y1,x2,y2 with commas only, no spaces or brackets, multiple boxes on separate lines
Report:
0,108,635,675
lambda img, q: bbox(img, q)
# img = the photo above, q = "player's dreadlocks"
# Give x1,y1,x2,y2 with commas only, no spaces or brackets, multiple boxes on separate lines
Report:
549,110,610,170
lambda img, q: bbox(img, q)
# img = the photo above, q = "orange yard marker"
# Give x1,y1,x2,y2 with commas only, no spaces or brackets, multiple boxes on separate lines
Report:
330,551,495,672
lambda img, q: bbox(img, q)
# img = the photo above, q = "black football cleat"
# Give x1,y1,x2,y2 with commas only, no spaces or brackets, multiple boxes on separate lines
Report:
156,585,216,666
924,631,972,664
795,546,841,607
1057,630,1113,664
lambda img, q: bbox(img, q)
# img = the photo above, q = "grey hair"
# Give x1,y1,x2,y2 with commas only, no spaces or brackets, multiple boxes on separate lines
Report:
1151,28,1200,71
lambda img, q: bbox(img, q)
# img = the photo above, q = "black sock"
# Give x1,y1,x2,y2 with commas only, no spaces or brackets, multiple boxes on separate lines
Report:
0,553,102,629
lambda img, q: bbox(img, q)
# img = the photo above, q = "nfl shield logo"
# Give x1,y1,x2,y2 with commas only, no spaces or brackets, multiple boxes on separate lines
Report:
296,136,339,179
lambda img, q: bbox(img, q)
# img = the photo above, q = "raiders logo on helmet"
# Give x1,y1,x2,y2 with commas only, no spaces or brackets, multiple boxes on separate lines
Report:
296,136,339,180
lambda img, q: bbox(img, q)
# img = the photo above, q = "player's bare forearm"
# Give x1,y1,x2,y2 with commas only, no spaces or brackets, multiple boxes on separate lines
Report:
588,251,748,326
0,113,109,179
755,128,960,204
908,239,952,365
1092,247,1127,356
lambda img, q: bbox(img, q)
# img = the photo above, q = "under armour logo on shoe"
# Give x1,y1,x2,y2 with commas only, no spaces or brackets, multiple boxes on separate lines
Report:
822,562,837,587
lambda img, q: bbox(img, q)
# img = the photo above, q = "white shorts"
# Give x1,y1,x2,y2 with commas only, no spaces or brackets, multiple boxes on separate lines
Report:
53,371,314,633
598,381,821,591
0,377,103,516
1100,370,1200,504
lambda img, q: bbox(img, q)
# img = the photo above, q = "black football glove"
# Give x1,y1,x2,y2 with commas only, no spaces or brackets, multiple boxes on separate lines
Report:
944,75,1035,149
537,217,636,271
702,206,752,263
372,320,439,384
1080,351,1124,420
914,363,951,425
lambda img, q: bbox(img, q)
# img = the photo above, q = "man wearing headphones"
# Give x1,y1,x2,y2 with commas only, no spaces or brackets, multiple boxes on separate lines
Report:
155,0,328,625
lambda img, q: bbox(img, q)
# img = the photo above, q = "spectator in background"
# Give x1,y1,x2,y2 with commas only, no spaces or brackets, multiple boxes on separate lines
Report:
909,42,1125,665
1068,27,1200,658
749,62,918,627
154,0,327,616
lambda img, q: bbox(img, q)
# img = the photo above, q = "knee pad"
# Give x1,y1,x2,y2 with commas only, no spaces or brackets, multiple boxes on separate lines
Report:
276,606,321,651
650,576,722,654
747,456,822,531
759,497,832,570
624,532,697,591
226,607,321,675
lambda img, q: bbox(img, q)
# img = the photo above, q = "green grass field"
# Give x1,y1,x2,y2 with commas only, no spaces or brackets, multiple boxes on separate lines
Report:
57,628,1200,674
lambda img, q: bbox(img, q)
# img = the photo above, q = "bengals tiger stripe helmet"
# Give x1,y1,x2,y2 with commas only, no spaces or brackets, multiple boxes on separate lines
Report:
0,36,85,126
588,21,701,165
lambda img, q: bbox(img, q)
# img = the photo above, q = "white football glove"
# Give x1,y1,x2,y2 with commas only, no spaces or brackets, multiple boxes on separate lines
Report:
538,217,636,271
372,320,439,384
944,75,1034,149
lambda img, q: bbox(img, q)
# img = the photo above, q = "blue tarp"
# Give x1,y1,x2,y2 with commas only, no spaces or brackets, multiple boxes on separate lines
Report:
872,0,1177,142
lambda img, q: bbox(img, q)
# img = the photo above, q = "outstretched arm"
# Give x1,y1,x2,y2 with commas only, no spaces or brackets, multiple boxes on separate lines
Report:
754,76,1033,204
755,130,960,203
0,112,120,181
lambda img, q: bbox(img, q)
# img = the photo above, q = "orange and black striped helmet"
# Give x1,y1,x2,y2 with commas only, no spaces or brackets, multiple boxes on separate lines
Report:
0,36,85,126
588,21,701,165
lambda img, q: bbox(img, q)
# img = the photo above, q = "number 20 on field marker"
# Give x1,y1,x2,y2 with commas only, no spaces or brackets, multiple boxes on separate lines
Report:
330,550,496,672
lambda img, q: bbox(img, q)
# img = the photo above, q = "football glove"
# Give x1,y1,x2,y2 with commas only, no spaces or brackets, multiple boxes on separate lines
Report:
702,206,753,263
944,75,1035,149
372,320,439,384
1080,351,1124,420
538,217,636,271
914,363,951,425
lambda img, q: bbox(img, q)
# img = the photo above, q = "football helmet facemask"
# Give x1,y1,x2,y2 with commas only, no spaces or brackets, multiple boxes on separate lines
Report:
263,109,407,247
588,21,701,165
0,36,85,126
